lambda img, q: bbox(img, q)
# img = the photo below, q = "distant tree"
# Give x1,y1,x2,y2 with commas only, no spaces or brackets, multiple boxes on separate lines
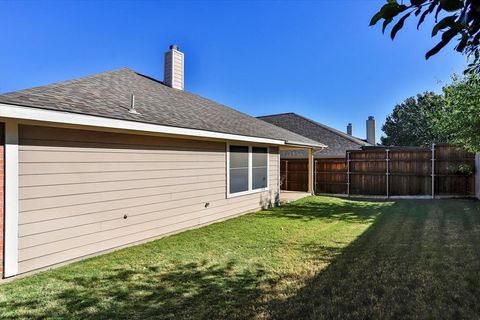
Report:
370,0,480,73
433,73,480,152
381,92,447,146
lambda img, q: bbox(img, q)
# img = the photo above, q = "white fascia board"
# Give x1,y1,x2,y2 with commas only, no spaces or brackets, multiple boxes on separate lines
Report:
0,103,285,145
284,140,327,149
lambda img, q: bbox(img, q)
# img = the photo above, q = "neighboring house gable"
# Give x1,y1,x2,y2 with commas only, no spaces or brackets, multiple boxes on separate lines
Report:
258,113,371,158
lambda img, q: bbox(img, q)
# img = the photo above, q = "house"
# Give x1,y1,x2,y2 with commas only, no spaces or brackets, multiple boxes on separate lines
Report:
258,112,374,159
258,113,374,192
0,45,324,278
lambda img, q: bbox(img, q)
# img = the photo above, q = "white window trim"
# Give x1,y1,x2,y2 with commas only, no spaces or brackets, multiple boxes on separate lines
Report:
226,143,269,198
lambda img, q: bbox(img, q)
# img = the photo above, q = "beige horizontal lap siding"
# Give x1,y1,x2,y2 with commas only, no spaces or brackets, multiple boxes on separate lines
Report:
18,125,279,274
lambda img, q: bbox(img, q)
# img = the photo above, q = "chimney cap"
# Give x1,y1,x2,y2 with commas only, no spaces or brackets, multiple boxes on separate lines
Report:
368,116,375,120
170,44,179,50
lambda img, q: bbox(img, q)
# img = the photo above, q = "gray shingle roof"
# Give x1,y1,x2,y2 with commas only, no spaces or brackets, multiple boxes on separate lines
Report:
0,68,321,147
258,113,372,158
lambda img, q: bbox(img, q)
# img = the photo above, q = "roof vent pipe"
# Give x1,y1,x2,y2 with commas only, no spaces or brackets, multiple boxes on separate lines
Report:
347,123,352,135
128,94,140,114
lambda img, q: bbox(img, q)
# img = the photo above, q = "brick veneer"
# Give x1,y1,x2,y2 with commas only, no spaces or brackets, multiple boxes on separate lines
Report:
0,123,4,278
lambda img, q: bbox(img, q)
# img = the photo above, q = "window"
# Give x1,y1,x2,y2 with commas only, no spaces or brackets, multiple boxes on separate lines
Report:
252,147,268,189
228,145,269,196
229,146,249,194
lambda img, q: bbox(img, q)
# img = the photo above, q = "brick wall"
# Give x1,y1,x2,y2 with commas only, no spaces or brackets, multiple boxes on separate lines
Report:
0,123,4,277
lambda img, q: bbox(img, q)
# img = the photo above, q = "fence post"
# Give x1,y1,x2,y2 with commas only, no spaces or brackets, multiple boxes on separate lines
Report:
347,152,351,197
307,149,314,194
285,160,288,191
386,149,390,198
431,143,435,199
476,153,480,199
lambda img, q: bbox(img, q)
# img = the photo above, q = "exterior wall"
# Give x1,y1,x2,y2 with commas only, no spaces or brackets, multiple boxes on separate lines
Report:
17,125,279,274
0,123,4,277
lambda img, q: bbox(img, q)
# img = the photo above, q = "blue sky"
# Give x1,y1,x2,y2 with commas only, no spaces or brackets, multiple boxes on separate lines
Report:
0,0,466,142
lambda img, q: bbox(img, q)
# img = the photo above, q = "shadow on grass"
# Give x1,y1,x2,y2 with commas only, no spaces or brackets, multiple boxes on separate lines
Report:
262,197,388,224
1,260,269,320
0,197,388,320
269,199,480,319
2,198,479,319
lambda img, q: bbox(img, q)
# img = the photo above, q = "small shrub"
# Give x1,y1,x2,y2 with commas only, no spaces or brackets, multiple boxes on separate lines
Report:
449,164,474,175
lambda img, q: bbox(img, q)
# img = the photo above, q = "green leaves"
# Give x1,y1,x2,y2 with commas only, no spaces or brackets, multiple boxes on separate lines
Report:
432,16,457,36
417,0,440,29
410,0,429,5
426,28,459,59
370,0,480,71
381,91,447,147
455,32,469,52
440,0,464,12
391,12,411,39
436,73,480,152
370,1,408,27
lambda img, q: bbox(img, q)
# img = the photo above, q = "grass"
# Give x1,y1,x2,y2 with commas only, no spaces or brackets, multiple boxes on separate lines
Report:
0,196,479,319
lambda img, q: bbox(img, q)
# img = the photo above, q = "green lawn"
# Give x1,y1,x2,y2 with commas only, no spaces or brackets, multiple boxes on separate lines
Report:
0,196,479,319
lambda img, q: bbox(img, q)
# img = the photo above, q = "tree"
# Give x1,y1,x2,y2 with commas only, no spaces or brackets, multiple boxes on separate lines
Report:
370,0,480,73
433,73,480,152
381,92,447,146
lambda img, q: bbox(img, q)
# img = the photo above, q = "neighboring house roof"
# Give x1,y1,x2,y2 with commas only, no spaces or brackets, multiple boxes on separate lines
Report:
258,112,372,158
0,68,323,148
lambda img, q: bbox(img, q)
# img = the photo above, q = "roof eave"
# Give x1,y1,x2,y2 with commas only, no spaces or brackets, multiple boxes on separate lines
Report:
0,102,319,147
284,140,327,149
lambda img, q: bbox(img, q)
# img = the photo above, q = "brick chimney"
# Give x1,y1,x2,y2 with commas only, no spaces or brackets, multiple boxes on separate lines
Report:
164,44,184,90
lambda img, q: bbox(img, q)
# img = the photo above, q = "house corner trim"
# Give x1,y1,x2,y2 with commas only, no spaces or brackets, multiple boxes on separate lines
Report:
4,121,18,277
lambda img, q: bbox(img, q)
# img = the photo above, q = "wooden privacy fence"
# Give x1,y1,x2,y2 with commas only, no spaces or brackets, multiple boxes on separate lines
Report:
280,159,308,192
281,144,476,198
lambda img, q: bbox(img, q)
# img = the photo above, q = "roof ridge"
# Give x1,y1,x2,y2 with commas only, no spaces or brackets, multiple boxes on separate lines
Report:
260,112,371,146
0,67,133,97
257,112,295,118
290,113,370,145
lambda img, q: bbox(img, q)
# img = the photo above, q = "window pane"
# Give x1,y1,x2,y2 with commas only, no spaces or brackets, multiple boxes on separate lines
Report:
230,146,249,169
252,147,268,189
230,168,249,193
252,147,267,167
252,167,268,189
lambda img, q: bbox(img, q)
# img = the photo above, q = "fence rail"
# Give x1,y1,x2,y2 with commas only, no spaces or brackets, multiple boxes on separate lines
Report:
280,144,476,198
